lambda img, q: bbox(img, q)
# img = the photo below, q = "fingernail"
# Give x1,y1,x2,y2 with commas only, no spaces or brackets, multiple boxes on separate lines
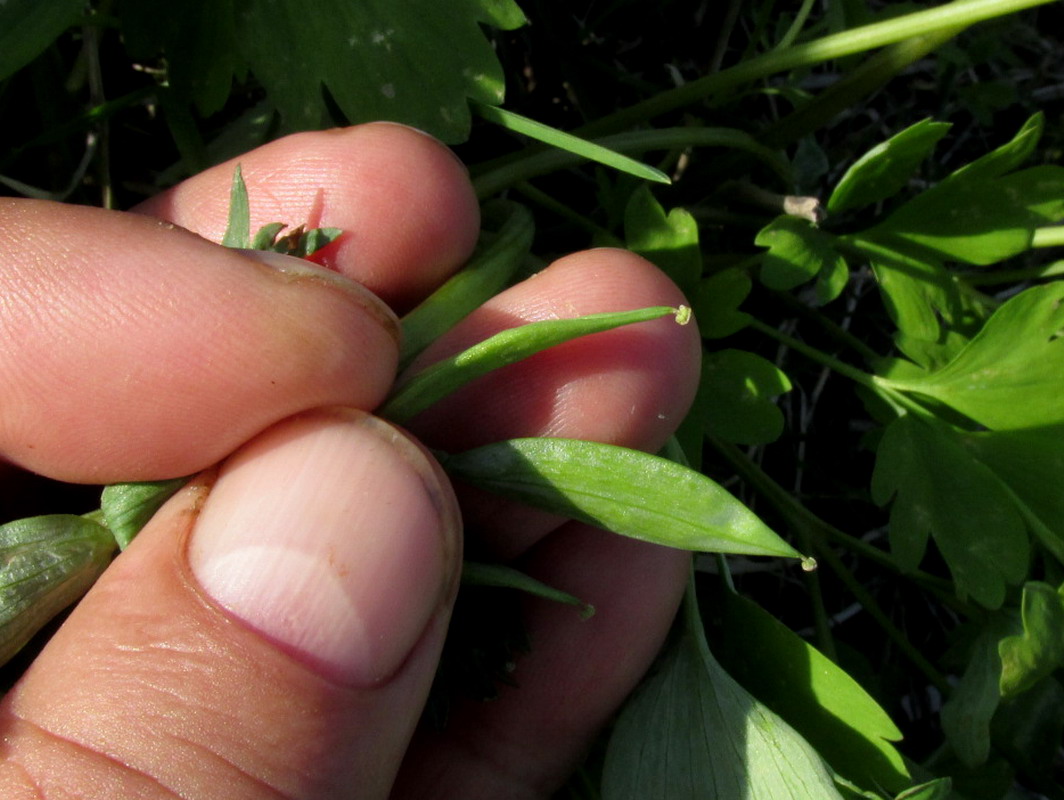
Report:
237,249,400,343
188,409,460,685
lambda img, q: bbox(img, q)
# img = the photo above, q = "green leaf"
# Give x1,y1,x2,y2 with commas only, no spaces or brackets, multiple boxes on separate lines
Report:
123,0,525,142
0,0,83,82
866,165,1064,266
857,241,971,369
221,164,251,249
624,186,701,295
997,582,1064,698
943,112,1044,186
602,586,844,800
0,515,116,666
439,438,801,558
692,269,753,339
240,0,525,141
461,562,593,619
399,200,533,370
716,591,909,793
474,103,671,186
701,350,792,445
882,282,1064,430
756,216,849,299
827,119,952,214
384,306,683,424
101,478,189,550
870,415,1028,608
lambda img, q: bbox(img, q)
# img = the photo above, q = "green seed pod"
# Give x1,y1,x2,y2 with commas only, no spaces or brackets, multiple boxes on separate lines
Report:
0,515,116,666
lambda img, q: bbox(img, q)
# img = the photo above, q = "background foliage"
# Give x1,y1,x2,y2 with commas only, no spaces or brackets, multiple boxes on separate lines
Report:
2,1,1064,798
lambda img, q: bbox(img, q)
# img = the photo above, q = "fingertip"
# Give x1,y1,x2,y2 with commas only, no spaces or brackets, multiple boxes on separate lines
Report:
135,123,481,311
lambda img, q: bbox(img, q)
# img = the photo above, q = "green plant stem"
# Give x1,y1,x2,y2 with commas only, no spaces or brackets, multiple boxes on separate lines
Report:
575,0,1055,139
514,181,623,246
963,260,1064,286
770,289,882,365
709,437,956,693
760,25,964,148
773,0,818,51
746,315,933,419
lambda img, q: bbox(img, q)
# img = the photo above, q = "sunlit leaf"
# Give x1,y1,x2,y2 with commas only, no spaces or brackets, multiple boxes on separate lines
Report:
702,350,792,445
997,582,1064,698
717,592,909,793
0,515,116,666
439,438,802,558
871,415,1028,608
882,282,1064,430
827,118,951,214
101,478,188,550
756,216,848,297
475,103,671,186
624,185,701,295
385,306,682,423
602,586,844,800
867,165,1064,266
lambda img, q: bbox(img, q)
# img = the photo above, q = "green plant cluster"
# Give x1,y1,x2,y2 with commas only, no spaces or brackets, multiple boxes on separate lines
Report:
3,1,1064,798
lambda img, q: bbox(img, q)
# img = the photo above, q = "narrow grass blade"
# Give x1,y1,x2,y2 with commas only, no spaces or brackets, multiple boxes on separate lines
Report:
472,100,670,186
399,200,533,370
384,306,685,424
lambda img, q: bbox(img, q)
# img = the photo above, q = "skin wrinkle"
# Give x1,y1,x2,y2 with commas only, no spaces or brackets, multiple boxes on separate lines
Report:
1,715,185,800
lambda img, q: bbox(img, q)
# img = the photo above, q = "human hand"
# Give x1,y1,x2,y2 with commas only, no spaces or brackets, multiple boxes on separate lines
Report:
0,123,701,798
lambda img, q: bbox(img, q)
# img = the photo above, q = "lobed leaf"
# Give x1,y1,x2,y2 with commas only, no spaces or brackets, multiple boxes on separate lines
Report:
237,0,526,142
624,186,701,295
997,582,1064,699
0,515,116,666
756,215,849,301
701,350,792,445
439,438,801,558
693,269,753,339
602,586,844,799
882,282,1064,430
827,118,952,215
870,415,1028,608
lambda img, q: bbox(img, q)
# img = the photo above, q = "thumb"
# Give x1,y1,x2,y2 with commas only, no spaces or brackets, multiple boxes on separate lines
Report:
0,408,461,799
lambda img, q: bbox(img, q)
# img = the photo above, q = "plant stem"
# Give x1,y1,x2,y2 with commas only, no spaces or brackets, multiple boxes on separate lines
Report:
709,437,956,691
760,25,964,148
576,0,1055,138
